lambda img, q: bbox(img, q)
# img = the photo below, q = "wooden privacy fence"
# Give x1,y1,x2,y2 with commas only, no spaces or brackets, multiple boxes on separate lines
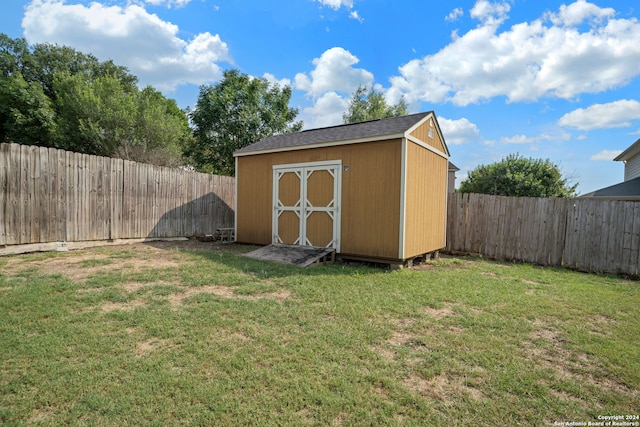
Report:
446,192,640,276
0,143,235,249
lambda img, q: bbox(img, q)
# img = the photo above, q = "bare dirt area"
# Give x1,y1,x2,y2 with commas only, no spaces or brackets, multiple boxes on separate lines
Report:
1,238,248,281
2,239,290,312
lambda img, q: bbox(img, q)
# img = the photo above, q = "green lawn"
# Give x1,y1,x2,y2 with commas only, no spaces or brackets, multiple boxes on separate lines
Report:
1,242,638,426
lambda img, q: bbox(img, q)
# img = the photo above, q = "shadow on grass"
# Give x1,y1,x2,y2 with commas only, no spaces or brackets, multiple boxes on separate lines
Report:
142,240,390,280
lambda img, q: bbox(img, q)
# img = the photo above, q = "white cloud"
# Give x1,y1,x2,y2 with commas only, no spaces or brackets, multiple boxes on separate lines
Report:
263,73,292,88
470,0,510,25
388,0,640,106
143,0,192,8
349,10,364,23
293,47,374,129
548,0,614,26
315,0,354,10
299,92,349,129
294,47,373,98
590,149,623,161
558,99,640,130
500,131,571,144
22,0,230,91
438,117,480,145
445,8,463,23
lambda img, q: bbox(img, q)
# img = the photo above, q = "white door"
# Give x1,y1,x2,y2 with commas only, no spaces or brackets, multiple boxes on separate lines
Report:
273,161,341,251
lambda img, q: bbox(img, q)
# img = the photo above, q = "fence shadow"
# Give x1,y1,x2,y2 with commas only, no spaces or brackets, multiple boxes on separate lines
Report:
146,192,234,239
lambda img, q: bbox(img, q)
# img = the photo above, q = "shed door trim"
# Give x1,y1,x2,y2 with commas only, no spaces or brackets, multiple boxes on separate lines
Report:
273,160,342,252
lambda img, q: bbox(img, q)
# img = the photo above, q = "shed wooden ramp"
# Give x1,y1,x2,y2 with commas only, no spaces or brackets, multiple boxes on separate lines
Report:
243,244,336,267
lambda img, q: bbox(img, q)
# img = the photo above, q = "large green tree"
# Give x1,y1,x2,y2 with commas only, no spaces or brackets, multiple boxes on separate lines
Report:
342,85,408,124
54,73,190,166
0,34,190,166
188,69,303,175
0,72,57,146
459,153,577,198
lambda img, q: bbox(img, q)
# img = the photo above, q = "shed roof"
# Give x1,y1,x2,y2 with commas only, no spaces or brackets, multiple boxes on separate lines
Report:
235,112,445,156
580,176,640,201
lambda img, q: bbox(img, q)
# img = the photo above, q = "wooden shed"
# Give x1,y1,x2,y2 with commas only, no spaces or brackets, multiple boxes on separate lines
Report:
233,112,450,264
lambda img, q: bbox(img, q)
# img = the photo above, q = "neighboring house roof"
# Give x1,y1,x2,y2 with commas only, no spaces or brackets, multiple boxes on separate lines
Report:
448,162,460,172
234,112,448,157
614,137,640,162
580,176,640,201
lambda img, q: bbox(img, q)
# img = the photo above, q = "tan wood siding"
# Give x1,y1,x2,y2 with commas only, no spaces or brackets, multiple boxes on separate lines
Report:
403,140,448,258
306,211,333,247
277,211,300,245
236,139,403,259
236,155,274,244
410,118,446,154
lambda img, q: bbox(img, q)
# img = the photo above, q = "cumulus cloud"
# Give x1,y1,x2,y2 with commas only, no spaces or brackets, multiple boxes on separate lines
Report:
299,92,349,129
349,10,364,23
590,149,623,161
263,73,292,88
22,0,230,91
388,0,640,106
548,0,614,26
438,117,480,145
558,99,640,130
293,47,374,128
143,0,192,8
470,0,510,25
500,131,571,144
315,0,354,10
446,8,463,23
294,47,373,98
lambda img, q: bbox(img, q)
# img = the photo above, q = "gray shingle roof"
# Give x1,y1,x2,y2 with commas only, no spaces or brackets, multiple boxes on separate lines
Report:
235,112,432,155
581,176,640,200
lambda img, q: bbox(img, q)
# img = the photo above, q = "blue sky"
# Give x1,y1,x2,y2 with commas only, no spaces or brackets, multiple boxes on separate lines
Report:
2,0,639,193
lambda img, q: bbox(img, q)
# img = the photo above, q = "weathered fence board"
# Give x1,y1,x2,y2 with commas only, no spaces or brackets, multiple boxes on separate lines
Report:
447,193,640,276
0,143,235,251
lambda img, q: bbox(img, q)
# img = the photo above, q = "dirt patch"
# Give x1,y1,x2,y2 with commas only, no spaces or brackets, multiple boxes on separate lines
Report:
167,286,291,310
388,318,417,328
93,284,291,313
387,331,414,347
101,300,146,313
122,281,156,293
135,338,172,357
421,302,457,319
523,321,631,396
371,345,396,361
2,243,190,282
404,373,484,402
28,406,55,424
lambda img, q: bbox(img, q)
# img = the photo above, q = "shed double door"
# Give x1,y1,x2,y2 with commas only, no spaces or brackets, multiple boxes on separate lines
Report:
273,161,341,251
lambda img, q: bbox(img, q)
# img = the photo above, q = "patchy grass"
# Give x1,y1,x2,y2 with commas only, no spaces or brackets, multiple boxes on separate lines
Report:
0,242,638,426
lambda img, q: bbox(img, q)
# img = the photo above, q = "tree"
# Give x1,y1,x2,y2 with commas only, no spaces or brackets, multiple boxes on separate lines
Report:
54,72,137,156
342,85,408,124
458,153,577,198
188,69,303,175
124,86,192,167
0,72,57,145
0,33,190,166
31,42,137,100
54,74,190,166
